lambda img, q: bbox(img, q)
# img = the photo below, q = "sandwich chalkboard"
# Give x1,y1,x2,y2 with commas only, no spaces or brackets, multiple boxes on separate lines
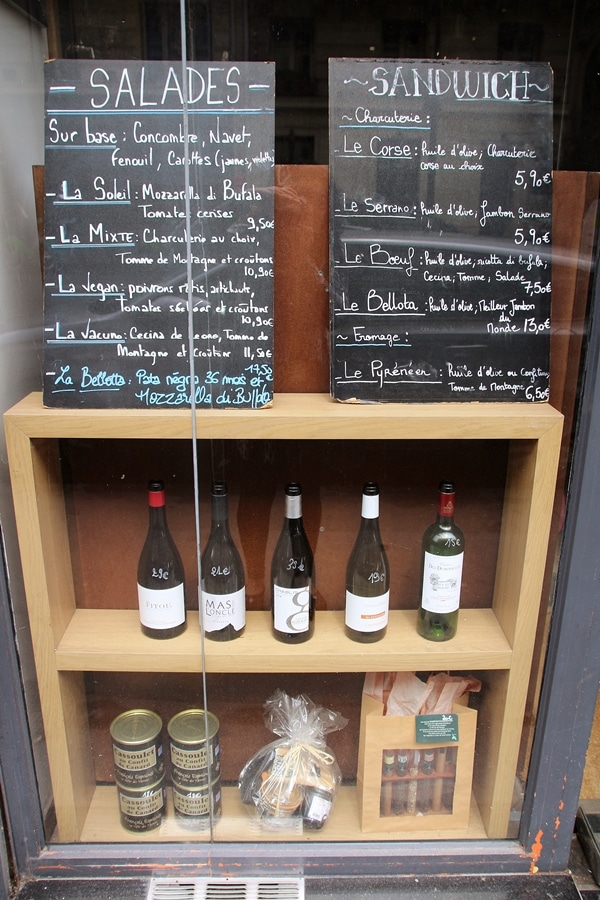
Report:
43,59,275,409
329,58,553,402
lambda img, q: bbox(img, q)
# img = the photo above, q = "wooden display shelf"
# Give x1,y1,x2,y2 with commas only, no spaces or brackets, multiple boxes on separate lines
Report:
5,390,562,441
80,784,487,843
3,391,563,843
56,609,512,673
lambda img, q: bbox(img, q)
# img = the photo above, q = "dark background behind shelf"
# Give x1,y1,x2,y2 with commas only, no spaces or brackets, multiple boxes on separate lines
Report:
64,433,505,783
46,0,600,173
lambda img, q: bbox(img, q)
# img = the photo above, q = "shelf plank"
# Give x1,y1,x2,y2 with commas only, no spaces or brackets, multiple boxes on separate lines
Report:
56,609,512,673
80,784,487,843
6,391,563,441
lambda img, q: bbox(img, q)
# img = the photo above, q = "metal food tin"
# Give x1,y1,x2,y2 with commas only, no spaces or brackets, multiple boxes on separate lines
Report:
116,776,166,833
167,709,221,786
172,777,222,830
110,709,165,787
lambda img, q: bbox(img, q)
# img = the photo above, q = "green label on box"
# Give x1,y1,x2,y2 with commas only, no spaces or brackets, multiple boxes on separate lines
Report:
416,713,459,743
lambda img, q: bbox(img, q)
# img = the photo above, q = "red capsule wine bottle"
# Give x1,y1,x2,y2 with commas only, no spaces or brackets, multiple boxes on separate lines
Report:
271,482,315,643
200,481,246,641
137,479,187,639
345,482,390,642
417,480,464,641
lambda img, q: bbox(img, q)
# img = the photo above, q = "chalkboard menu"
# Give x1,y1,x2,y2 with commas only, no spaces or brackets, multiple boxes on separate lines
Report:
43,60,275,409
329,59,553,402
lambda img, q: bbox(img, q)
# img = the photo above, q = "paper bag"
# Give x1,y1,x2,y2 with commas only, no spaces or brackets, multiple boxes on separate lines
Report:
357,691,477,833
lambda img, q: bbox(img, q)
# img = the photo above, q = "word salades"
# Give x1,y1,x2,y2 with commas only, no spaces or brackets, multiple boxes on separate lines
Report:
43,60,275,409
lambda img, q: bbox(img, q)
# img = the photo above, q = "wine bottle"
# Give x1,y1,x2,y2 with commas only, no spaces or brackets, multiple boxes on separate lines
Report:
417,480,464,641
200,481,246,641
271,482,315,643
137,479,187,639
345,482,390,642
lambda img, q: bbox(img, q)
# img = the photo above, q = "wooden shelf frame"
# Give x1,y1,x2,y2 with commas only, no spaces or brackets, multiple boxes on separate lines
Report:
6,389,563,440
80,784,487,843
56,608,513,673
4,391,563,844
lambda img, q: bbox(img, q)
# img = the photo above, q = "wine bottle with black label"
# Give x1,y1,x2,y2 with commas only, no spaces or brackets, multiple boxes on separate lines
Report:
345,482,390,642
417,480,464,641
271,482,315,643
137,479,187,639
201,481,246,641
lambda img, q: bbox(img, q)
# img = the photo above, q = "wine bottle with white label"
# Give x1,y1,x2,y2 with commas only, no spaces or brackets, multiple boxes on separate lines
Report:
271,482,315,643
345,482,390,642
417,480,464,641
201,481,246,641
137,479,187,639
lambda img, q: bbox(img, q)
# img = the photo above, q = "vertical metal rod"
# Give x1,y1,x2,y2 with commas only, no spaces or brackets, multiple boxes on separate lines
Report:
179,0,215,838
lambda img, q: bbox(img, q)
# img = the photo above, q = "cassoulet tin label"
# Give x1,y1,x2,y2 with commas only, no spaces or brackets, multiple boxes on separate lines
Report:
110,709,165,787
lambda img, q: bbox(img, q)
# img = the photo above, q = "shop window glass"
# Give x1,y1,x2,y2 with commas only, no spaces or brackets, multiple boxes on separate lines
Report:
0,0,598,858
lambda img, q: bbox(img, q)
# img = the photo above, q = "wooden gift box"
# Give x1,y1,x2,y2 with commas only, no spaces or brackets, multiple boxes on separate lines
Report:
357,691,477,833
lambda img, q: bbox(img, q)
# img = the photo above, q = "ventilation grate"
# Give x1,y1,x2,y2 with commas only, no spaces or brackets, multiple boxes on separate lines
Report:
150,883,198,900
147,877,304,900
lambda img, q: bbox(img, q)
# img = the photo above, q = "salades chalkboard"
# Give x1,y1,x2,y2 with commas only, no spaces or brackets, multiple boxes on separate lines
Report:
43,60,275,409
329,59,553,402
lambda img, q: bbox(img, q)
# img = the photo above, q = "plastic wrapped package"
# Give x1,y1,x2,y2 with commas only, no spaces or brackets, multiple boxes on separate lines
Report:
239,689,348,830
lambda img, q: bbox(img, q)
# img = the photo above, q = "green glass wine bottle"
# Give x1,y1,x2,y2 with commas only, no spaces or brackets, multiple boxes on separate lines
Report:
416,480,464,641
